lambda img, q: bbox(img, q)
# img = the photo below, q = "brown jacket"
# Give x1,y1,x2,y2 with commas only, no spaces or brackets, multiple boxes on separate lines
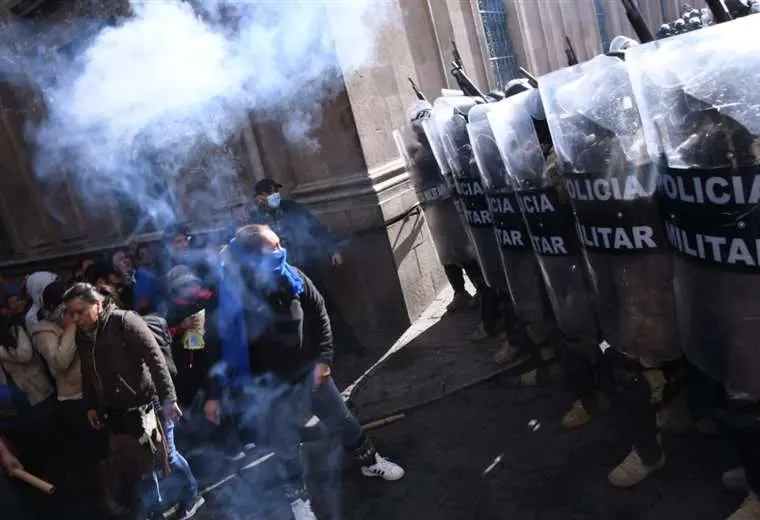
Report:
30,320,82,400
77,305,176,411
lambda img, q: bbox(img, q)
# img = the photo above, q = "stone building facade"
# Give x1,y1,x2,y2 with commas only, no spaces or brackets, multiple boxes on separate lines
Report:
0,0,702,353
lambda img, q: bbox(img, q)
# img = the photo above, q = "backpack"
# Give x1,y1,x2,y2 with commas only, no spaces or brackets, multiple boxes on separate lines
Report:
118,312,177,377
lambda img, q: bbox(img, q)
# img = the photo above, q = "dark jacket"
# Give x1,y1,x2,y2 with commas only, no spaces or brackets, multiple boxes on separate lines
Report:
218,266,333,383
77,305,177,411
248,200,341,270
165,289,222,404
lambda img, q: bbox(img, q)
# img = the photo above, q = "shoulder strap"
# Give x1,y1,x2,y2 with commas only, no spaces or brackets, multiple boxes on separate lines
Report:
114,310,133,347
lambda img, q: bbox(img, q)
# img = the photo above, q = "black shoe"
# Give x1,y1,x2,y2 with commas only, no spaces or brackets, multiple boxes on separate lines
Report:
177,496,205,520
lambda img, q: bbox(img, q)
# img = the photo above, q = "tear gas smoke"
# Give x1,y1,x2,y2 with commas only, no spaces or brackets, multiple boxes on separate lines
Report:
0,0,389,231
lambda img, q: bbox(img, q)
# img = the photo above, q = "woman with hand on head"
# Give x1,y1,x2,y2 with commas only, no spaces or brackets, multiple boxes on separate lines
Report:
31,279,126,518
63,282,195,520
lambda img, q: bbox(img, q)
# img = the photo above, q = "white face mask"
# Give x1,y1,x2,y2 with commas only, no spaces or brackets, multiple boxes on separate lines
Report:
266,192,281,209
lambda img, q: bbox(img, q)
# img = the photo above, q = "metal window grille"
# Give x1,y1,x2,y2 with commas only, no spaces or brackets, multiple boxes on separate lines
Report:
592,0,612,54
476,0,519,89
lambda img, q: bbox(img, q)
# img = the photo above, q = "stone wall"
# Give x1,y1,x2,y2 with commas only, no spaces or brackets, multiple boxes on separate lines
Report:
0,0,452,363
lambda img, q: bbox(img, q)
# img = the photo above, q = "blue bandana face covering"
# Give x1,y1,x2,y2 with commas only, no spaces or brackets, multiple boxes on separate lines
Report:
266,192,281,209
262,249,304,295
228,240,304,296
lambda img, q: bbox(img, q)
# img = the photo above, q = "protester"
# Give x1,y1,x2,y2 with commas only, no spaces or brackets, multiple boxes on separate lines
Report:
212,224,404,520
23,271,59,331
85,261,133,310
135,243,157,271
6,291,27,319
164,265,246,459
111,248,162,315
249,178,366,356
70,257,96,285
0,311,57,474
31,279,124,518
64,283,204,520
162,224,219,290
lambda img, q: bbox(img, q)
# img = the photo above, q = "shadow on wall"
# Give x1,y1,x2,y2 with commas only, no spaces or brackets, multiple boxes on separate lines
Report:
323,210,437,385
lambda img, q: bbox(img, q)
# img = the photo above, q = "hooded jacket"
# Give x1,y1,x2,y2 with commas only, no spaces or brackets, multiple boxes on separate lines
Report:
23,272,58,332
76,304,177,411
30,319,82,401
0,327,54,406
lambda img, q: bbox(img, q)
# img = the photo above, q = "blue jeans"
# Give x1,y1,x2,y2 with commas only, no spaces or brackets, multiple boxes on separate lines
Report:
311,378,364,448
139,410,199,515
252,374,364,500
162,418,199,504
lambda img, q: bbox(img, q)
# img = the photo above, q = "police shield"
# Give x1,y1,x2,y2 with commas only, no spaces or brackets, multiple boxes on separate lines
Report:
393,101,475,267
539,53,681,362
467,103,557,344
429,96,508,292
488,90,597,343
627,15,760,394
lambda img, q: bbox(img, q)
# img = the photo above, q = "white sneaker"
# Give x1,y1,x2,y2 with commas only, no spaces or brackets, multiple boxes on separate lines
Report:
290,498,317,520
360,453,405,481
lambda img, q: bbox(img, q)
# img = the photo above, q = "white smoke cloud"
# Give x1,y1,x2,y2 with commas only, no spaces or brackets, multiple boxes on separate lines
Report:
3,0,390,231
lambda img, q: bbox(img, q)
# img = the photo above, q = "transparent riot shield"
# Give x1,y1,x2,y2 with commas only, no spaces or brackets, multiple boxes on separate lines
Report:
489,90,597,343
467,103,557,344
539,54,681,363
428,96,508,292
420,109,481,263
627,15,760,395
394,102,474,267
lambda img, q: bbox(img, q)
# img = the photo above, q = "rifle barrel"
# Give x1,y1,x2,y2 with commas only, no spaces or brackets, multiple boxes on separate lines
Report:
408,77,427,102
620,0,655,42
564,35,579,66
519,67,538,88
452,40,463,68
451,65,488,102
705,0,733,22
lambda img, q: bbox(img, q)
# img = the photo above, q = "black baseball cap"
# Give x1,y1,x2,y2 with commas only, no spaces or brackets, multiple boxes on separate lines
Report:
254,178,283,195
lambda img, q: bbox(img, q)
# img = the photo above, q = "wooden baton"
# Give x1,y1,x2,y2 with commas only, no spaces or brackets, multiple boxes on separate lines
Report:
361,413,405,432
9,468,56,494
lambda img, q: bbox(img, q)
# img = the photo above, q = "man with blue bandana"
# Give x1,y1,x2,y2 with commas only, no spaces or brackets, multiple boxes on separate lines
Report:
210,224,403,520
249,178,366,356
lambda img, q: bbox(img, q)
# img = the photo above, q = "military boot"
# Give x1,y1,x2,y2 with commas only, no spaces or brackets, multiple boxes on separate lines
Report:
493,339,520,365
447,291,472,313
521,349,563,386
608,447,665,488
561,392,610,429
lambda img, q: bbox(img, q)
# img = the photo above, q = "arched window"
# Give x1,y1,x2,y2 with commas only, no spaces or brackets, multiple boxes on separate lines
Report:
592,0,612,53
476,0,519,89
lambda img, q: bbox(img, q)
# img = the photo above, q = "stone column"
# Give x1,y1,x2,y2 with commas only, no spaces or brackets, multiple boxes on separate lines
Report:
599,0,671,42
252,0,449,355
510,0,603,75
